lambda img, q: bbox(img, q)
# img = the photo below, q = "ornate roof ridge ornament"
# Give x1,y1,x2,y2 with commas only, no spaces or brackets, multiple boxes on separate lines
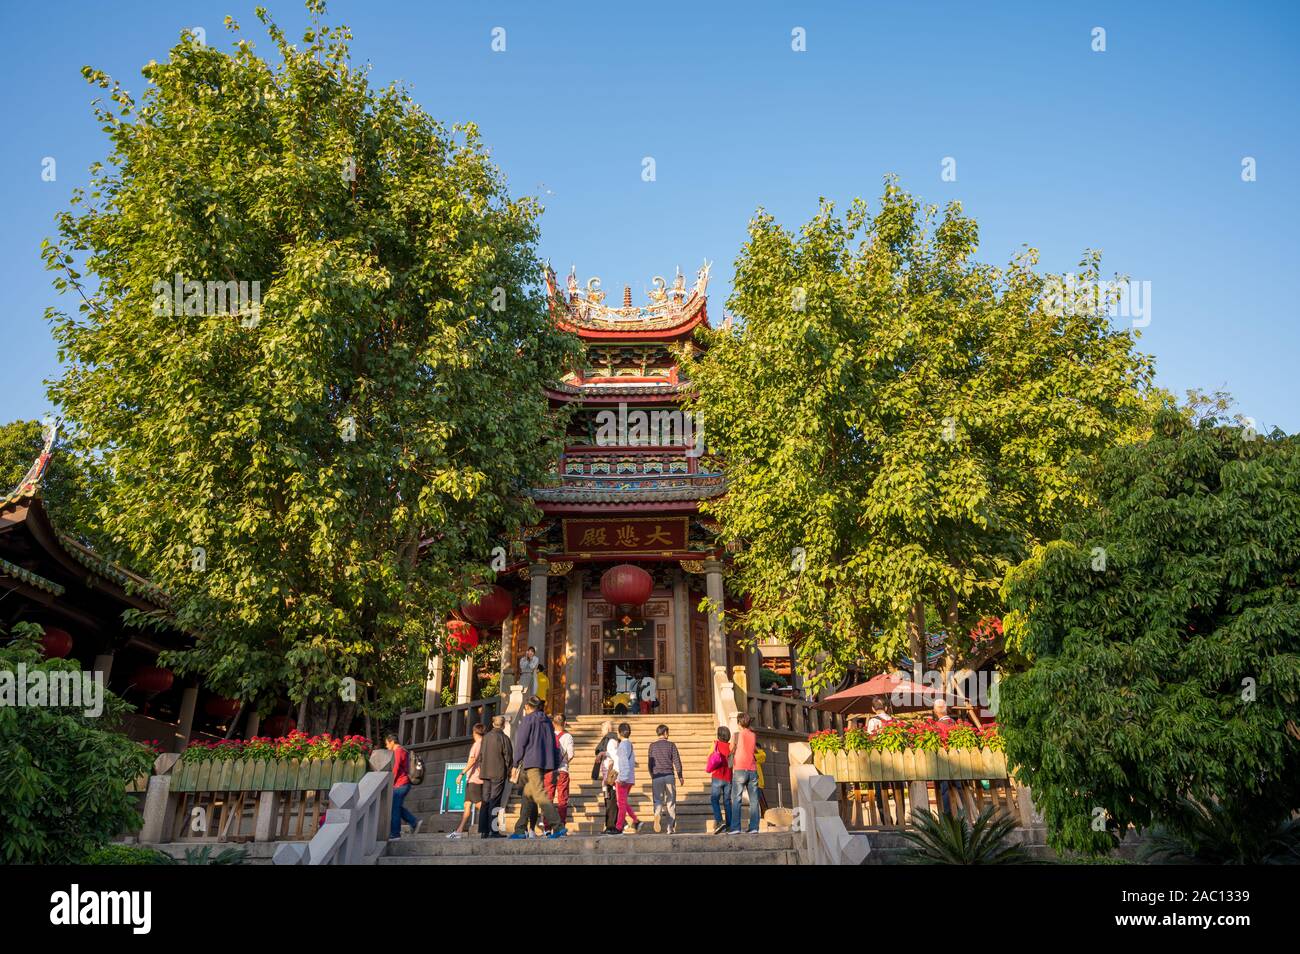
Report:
3,418,58,507
548,261,712,333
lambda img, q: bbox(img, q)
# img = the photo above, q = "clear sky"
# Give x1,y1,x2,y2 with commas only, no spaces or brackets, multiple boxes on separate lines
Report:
2,1,1297,430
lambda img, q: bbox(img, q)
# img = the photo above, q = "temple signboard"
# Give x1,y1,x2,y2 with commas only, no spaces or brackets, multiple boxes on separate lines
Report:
563,516,689,555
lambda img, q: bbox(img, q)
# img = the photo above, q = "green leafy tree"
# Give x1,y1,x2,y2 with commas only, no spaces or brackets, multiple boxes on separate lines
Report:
685,179,1153,690
41,4,577,732
0,624,154,863
1000,411,1300,856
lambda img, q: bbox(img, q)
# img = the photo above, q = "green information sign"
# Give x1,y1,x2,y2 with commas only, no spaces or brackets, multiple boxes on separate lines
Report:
440,762,467,814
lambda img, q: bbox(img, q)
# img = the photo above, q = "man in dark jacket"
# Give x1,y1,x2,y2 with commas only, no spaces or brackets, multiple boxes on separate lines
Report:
510,697,566,838
477,715,513,838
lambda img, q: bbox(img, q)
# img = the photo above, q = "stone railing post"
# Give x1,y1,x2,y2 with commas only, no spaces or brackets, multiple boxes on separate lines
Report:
713,665,738,734
788,741,869,866
370,748,394,838
138,753,179,844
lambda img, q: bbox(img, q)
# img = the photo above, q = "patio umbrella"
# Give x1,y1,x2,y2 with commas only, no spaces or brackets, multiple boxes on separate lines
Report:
815,672,939,716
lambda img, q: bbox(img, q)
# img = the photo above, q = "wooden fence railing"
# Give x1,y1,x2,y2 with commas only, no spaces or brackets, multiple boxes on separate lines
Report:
745,690,844,736
398,696,502,750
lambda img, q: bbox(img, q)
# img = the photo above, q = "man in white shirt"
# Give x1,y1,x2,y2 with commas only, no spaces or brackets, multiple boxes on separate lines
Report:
518,646,539,695
545,714,575,828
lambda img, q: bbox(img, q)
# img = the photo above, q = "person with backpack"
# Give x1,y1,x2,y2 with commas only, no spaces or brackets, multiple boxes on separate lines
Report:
385,732,422,838
594,719,620,835
447,722,485,840
647,723,684,833
614,722,640,834
509,696,567,839
729,714,761,834
707,725,733,834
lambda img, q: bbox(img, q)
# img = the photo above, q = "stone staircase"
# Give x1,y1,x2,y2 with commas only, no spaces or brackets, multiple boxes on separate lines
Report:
497,713,738,835
379,831,798,865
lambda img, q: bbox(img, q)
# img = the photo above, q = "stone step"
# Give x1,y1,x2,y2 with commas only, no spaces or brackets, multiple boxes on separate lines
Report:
378,849,798,866
379,830,796,865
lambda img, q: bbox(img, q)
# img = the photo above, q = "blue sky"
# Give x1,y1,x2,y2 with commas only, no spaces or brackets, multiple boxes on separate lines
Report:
2,1,1297,430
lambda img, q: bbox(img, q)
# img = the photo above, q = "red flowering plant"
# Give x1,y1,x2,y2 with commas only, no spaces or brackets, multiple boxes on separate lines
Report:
179,732,373,763
843,727,873,752
807,729,843,755
906,719,945,752
979,722,1005,752
871,720,910,753
808,720,1003,755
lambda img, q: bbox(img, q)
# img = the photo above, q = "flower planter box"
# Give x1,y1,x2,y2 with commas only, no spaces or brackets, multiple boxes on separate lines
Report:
171,757,367,793
814,748,1007,783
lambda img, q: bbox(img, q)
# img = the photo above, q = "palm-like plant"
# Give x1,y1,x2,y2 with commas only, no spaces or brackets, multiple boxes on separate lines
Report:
900,807,1031,864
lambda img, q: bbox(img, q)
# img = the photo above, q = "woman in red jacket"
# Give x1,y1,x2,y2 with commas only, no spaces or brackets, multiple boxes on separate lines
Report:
707,726,733,834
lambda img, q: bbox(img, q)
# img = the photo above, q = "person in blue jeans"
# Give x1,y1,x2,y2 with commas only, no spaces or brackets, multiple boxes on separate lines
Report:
385,733,420,838
708,726,734,834
729,714,761,833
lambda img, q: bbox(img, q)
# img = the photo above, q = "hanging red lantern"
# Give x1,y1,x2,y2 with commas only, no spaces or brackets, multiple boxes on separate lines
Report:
262,714,296,738
204,695,241,720
134,664,174,695
460,585,512,627
39,626,73,658
600,563,654,608
446,619,480,654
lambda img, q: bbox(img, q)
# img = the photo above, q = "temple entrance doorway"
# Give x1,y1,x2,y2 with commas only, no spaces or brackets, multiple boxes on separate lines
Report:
602,660,654,714
600,615,657,714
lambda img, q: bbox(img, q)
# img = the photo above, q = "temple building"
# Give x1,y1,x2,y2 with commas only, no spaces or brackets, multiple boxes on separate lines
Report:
428,263,792,717
0,429,226,751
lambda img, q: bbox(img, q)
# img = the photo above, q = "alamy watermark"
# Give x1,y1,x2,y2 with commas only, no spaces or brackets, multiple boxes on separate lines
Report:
0,664,104,717
1042,273,1151,328
890,668,1001,718
151,272,262,326
594,402,705,458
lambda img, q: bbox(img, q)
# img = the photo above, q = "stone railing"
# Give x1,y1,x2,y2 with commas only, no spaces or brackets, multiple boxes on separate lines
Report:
398,696,502,750
137,749,386,845
272,750,394,866
788,741,869,866
712,665,739,734
745,690,844,737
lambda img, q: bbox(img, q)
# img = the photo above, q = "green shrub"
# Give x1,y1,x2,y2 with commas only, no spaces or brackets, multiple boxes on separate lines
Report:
0,624,154,863
84,844,171,865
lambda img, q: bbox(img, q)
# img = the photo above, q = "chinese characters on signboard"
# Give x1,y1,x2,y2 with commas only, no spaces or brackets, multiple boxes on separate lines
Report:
562,516,689,554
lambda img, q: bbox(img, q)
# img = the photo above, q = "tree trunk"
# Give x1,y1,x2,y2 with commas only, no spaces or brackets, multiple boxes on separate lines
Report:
908,601,927,684
223,702,244,740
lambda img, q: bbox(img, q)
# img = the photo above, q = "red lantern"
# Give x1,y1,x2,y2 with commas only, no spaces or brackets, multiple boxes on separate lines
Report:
446,619,480,654
134,664,174,695
204,695,241,720
460,585,512,627
600,564,654,608
39,626,73,658
262,715,296,738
